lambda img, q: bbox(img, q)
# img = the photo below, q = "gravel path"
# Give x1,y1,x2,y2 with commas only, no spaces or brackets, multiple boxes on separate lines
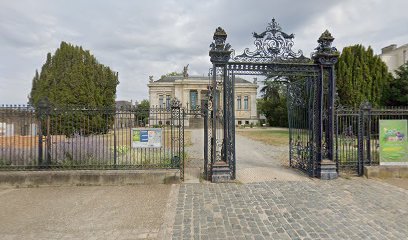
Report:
185,129,307,183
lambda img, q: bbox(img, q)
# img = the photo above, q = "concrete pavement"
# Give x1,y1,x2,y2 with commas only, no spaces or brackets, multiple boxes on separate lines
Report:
0,185,176,240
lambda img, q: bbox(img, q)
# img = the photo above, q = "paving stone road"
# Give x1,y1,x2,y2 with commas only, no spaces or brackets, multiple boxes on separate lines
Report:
171,179,408,240
177,128,408,240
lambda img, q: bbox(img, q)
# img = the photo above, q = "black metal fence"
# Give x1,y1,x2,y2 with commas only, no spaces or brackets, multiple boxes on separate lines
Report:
335,103,408,175
0,104,185,178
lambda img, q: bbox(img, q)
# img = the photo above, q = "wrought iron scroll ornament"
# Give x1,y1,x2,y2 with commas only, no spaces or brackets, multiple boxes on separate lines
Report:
312,30,340,65
233,18,308,63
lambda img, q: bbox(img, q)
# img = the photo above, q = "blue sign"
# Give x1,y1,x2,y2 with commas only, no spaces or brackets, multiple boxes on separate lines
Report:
132,128,162,148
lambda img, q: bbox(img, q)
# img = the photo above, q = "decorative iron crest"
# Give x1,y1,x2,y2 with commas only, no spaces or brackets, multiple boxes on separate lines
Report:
312,30,339,65
233,18,308,63
209,27,232,64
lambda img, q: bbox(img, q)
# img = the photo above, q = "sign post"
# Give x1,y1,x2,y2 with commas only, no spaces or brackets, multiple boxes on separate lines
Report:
379,120,408,165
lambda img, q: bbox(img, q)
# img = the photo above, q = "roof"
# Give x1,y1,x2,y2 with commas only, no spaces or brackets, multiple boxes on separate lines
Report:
154,75,253,84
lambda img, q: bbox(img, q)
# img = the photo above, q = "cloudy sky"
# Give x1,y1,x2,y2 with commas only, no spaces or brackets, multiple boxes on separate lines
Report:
0,0,407,104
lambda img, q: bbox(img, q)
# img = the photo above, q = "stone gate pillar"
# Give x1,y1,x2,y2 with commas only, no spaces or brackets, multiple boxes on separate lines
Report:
312,30,340,179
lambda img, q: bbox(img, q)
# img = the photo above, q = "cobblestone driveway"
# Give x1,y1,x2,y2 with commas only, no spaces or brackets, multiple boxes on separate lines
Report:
171,179,408,240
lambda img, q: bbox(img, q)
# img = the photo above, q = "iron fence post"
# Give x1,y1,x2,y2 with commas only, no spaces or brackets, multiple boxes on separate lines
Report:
358,102,372,175
203,100,208,179
358,107,364,176
38,117,43,167
365,104,372,166
46,114,51,167
113,110,117,168
180,108,184,181
37,98,50,168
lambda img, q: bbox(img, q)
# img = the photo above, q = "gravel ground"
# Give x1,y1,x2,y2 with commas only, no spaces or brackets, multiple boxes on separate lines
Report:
185,128,306,183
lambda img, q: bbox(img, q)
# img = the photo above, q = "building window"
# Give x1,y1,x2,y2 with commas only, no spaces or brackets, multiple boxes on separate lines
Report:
190,90,198,110
159,95,163,108
238,121,242,125
245,121,249,125
237,96,241,110
244,96,249,110
166,95,170,109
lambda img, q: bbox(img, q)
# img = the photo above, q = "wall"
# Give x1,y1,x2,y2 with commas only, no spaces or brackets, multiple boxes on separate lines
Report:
380,44,408,76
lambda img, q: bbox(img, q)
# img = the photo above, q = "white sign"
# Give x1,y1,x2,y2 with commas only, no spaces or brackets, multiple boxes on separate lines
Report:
131,128,162,148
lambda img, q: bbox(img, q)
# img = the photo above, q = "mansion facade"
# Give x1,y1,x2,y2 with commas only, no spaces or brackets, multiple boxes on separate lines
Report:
148,75,258,126
380,44,408,76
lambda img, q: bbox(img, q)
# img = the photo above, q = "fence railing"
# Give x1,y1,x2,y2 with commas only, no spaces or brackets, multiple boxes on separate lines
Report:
0,104,184,176
335,103,408,175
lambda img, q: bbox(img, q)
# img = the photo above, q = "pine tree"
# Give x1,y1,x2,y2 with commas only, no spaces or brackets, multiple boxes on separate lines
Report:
336,44,392,107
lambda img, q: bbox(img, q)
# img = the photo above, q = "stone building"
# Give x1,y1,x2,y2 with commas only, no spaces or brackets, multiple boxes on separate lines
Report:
148,74,258,127
115,100,137,128
380,44,408,76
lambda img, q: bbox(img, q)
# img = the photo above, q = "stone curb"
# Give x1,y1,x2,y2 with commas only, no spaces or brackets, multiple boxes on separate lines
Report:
0,169,180,188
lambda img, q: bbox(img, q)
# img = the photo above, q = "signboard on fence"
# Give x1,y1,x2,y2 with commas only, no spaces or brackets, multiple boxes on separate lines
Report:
379,120,408,165
132,128,162,148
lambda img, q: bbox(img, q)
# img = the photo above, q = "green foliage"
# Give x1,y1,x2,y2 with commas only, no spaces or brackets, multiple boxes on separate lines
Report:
383,62,408,106
136,99,150,126
111,145,130,155
29,41,119,107
258,79,288,127
160,71,182,80
138,99,150,110
29,41,119,136
336,44,392,107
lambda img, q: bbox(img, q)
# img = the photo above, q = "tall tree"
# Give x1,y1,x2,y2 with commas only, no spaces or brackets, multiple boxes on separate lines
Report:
29,41,119,107
383,62,408,106
336,44,391,107
29,42,119,135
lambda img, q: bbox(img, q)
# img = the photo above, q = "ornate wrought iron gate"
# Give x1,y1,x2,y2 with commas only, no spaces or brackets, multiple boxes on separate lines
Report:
206,19,339,181
287,77,316,176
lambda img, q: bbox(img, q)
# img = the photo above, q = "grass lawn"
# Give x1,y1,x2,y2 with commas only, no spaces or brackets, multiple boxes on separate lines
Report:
236,128,289,146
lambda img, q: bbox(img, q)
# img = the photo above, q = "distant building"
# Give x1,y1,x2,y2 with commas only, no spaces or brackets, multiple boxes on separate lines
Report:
148,74,258,127
380,44,408,76
0,106,37,136
115,100,137,128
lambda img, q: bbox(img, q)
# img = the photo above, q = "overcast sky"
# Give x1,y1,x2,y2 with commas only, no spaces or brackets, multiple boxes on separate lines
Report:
1,0,407,104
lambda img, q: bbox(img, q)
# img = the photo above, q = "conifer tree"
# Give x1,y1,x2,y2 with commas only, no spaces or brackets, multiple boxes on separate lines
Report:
336,44,391,107
29,42,119,135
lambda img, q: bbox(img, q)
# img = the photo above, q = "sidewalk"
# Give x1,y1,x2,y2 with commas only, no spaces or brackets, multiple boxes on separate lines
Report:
0,185,175,240
0,177,407,239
